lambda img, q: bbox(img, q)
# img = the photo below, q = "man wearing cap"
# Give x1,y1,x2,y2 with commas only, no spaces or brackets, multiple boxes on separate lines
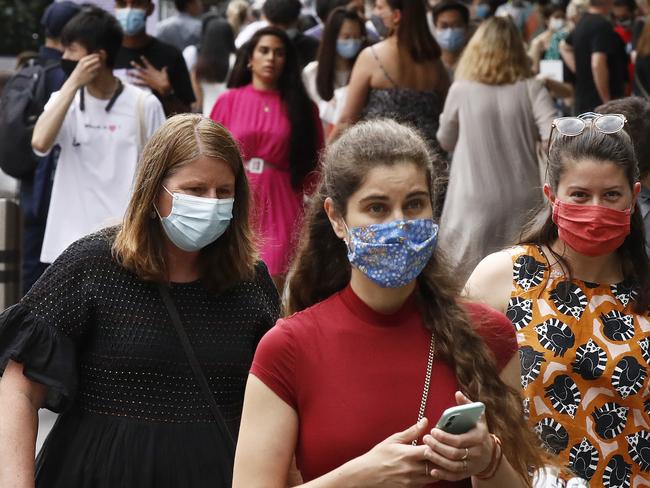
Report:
19,0,81,295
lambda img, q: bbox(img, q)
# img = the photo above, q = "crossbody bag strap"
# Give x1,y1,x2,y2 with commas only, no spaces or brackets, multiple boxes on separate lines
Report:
157,284,236,450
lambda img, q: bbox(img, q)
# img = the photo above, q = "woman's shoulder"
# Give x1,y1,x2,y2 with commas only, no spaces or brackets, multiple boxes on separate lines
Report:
464,248,521,312
216,85,249,103
58,227,117,265
278,290,344,331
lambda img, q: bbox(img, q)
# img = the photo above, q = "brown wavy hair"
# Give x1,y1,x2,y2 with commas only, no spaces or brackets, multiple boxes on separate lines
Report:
286,119,549,483
112,114,257,293
386,0,441,62
455,16,532,85
520,126,650,313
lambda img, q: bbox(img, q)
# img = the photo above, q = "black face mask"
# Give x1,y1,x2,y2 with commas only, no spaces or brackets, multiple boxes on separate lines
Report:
60,58,79,78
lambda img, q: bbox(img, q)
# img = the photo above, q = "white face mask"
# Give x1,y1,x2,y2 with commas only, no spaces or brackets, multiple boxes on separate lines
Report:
157,186,234,252
549,17,566,31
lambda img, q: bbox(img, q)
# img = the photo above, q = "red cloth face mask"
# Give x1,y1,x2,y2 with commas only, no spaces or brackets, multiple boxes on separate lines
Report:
552,199,631,256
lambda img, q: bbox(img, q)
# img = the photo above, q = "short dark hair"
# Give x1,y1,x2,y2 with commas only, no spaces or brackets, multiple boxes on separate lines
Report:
597,97,650,179
174,0,193,12
432,1,470,26
60,6,123,68
174,0,192,11
613,0,636,11
542,3,566,19
315,0,350,21
263,0,302,25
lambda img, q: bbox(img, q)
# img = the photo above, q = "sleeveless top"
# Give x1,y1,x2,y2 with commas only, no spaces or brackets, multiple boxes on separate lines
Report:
505,244,650,487
362,46,443,155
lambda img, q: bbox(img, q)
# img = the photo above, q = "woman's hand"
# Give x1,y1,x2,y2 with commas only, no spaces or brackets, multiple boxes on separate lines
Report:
422,392,495,482
347,417,435,488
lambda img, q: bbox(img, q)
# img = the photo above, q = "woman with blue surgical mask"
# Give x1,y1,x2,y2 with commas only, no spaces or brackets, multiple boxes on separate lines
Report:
233,119,557,487
302,6,369,133
0,114,279,487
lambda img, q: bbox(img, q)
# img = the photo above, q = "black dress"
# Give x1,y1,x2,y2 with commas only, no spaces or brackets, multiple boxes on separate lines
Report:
0,229,280,487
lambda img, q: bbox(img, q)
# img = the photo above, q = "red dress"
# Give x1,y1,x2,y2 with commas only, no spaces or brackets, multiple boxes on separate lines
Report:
210,85,323,276
251,285,518,486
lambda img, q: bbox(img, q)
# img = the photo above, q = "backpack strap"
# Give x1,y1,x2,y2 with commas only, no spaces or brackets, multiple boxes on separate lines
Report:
136,91,148,156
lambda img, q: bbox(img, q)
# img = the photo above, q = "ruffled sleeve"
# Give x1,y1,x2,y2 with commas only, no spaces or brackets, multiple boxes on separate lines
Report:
0,233,105,412
0,304,77,412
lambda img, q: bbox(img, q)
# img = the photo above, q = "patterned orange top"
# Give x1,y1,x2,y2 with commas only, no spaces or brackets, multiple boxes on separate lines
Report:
506,245,650,488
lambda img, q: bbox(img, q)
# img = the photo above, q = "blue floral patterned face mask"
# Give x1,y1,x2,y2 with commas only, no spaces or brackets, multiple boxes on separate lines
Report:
344,219,439,288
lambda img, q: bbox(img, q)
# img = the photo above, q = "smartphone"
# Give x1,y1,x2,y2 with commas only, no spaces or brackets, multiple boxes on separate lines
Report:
435,402,485,435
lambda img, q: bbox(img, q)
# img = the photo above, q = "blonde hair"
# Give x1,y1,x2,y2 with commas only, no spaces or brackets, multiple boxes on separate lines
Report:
566,0,588,22
112,114,257,293
455,16,532,85
227,0,250,35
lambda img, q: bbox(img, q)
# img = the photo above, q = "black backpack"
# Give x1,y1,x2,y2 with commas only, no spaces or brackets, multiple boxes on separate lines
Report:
0,57,60,180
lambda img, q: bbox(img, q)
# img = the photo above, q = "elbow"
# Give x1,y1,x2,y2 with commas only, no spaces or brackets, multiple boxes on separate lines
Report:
437,131,456,153
31,134,50,156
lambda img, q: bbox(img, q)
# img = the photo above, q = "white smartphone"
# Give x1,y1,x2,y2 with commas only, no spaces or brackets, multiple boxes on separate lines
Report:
435,402,485,435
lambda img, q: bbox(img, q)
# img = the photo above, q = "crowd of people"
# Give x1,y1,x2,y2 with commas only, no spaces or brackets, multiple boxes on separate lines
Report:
0,0,649,486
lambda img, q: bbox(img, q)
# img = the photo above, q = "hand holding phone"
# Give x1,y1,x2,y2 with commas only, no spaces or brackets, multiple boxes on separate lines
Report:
435,402,485,435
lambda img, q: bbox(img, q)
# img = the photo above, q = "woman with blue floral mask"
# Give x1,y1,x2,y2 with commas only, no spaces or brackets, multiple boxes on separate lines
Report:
233,119,553,487
0,114,280,487
302,6,369,134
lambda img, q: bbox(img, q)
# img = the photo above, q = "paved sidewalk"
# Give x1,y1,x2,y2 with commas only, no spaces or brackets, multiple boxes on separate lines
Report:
36,410,58,454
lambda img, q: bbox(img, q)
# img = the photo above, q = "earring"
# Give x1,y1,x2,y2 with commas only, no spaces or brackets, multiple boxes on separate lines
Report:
150,209,157,219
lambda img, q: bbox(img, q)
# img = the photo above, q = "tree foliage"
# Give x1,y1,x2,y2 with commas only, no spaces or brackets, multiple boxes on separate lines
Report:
0,0,50,56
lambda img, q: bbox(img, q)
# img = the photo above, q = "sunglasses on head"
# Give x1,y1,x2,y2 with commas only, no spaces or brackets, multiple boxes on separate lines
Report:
546,112,627,155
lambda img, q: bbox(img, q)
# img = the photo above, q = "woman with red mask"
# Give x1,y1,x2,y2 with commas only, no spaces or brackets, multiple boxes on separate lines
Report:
464,112,650,486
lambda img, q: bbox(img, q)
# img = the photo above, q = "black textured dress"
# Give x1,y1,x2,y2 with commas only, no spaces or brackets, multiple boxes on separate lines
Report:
0,229,280,487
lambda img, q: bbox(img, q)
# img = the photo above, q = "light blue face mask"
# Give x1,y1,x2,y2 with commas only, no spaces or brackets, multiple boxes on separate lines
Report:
475,3,490,19
336,39,363,59
115,7,147,36
344,219,439,288
435,27,466,52
157,186,234,252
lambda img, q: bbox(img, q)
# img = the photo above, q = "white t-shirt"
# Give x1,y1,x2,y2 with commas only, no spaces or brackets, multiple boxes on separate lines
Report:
37,83,165,263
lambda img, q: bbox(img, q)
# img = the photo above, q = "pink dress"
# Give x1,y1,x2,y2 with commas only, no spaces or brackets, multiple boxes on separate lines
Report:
210,84,323,276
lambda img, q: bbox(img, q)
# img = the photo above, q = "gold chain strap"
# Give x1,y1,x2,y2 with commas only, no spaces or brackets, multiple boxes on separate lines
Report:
412,333,436,446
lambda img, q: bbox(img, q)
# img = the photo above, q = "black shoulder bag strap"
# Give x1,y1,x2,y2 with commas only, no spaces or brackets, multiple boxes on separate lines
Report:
158,284,236,451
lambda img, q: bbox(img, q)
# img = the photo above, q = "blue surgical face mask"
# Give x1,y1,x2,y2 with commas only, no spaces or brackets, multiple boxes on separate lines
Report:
475,3,490,19
344,219,439,288
434,27,466,52
370,14,390,38
157,186,234,252
115,7,147,36
336,39,363,59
